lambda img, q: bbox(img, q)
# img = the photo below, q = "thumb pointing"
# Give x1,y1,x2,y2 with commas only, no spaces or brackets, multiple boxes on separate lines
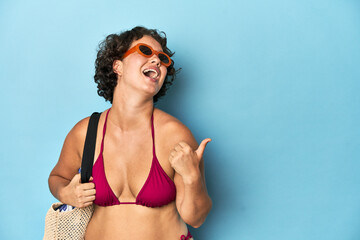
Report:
195,138,212,160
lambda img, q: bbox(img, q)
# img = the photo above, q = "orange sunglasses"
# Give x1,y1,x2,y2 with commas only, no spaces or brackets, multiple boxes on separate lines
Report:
122,43,172,67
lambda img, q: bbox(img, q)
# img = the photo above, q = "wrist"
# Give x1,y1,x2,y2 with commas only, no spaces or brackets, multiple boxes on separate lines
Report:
58,185,69,204
182,169,202,185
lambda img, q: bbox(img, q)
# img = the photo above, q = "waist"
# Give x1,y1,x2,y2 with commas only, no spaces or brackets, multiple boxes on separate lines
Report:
85,203,188,240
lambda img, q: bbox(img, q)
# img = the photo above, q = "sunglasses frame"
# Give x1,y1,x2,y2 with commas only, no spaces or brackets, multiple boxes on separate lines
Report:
122,43,172,67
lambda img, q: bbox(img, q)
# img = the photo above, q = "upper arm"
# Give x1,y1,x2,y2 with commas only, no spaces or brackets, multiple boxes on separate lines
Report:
49,117,90,181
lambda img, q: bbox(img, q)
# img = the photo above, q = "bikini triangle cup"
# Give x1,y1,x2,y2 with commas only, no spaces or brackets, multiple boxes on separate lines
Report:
92,108,177,207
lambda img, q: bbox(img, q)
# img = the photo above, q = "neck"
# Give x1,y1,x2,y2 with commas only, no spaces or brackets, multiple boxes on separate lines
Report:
109,90,154,133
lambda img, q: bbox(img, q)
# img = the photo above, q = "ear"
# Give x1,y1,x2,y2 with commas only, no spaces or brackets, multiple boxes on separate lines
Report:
113,60,123,76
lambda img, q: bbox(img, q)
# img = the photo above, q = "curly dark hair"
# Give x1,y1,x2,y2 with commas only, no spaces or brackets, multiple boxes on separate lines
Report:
94,26,180,103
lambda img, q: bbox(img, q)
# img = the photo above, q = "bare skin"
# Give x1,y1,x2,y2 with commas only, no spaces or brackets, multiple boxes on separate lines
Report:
48,36,212,240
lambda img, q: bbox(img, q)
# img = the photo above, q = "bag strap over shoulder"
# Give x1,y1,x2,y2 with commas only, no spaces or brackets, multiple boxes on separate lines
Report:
81,112,101,183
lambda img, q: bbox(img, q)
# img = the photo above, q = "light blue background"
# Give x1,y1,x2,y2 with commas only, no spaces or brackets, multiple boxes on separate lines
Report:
1,0,359,239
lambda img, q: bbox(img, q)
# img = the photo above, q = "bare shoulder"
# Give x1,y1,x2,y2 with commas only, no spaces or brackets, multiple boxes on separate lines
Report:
154,108,199,150
66,116,91,155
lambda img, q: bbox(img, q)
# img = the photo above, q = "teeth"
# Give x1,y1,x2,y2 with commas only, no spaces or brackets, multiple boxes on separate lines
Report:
143,69,159,79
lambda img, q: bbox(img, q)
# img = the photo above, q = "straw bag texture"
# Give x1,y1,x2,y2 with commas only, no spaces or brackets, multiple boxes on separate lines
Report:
43,203,94,240
44,112,101,240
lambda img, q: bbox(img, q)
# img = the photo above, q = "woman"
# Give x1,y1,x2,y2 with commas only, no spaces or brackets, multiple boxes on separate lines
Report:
48,26,212,240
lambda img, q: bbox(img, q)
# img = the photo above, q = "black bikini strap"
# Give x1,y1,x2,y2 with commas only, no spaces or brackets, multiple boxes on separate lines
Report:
81,112,101,183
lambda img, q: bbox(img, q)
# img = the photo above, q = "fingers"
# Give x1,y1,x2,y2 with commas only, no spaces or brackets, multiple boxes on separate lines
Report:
170,150,176,157
66,173,97,207
78,194,96,203
83,195,96,202
83,188,96,197
82,182,96,190
178,141,189,148
170,143,186,159
174,144,183,152
75,187,96,208
77,195,96,208
195,138,212,160
198,138,211,151
170,141,198,164
82,201,94,208
174,142,192,153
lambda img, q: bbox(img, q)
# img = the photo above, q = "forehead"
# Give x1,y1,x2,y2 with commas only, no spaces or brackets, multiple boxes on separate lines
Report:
130,35,163,52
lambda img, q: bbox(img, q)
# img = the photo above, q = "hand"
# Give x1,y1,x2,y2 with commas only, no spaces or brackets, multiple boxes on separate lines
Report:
169,138,211,182
63,173,96,208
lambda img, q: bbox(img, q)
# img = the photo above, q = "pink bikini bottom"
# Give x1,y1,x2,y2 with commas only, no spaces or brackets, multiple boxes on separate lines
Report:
180,230,193,240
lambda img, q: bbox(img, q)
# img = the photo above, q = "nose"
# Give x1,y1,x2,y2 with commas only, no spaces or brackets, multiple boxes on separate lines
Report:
150,54,161,67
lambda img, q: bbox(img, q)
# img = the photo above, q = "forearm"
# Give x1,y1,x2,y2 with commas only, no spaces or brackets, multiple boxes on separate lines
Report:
179,172,212,228
48,175,71,203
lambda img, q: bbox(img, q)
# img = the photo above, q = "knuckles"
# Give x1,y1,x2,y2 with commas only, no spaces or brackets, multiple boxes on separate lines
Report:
183,146,192,154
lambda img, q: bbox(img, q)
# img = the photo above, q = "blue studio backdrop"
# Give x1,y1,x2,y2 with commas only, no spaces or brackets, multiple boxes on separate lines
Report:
1,0,360,239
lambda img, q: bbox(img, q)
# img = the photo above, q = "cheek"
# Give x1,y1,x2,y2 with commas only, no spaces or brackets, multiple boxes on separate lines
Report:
123,57,144,76
161,67,168,79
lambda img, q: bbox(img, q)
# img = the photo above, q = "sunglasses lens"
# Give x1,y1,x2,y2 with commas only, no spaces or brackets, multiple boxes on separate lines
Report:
158,53,170,64
139,45,153,56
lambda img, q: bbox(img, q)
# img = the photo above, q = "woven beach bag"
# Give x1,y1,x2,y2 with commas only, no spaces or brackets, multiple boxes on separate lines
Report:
43,112,101,240
43,203,94,239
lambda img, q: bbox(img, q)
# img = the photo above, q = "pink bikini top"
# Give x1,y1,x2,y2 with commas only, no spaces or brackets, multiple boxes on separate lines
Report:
92,108,176,207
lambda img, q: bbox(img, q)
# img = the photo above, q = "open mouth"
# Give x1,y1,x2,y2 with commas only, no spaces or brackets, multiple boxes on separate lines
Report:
143,68,159,80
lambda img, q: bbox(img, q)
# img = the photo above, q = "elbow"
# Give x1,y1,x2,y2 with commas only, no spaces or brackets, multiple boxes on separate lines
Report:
183,198,213,228
48,174,53,192
184,218,204,229
190,222,203,229
181,210,205,228
48,174,52,187
48,174,57,198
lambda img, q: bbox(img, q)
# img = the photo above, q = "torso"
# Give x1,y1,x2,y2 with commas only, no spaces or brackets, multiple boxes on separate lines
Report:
84,108,188,240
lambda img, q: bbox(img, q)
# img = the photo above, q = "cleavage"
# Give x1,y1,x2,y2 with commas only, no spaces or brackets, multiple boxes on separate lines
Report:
102,137,153,201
